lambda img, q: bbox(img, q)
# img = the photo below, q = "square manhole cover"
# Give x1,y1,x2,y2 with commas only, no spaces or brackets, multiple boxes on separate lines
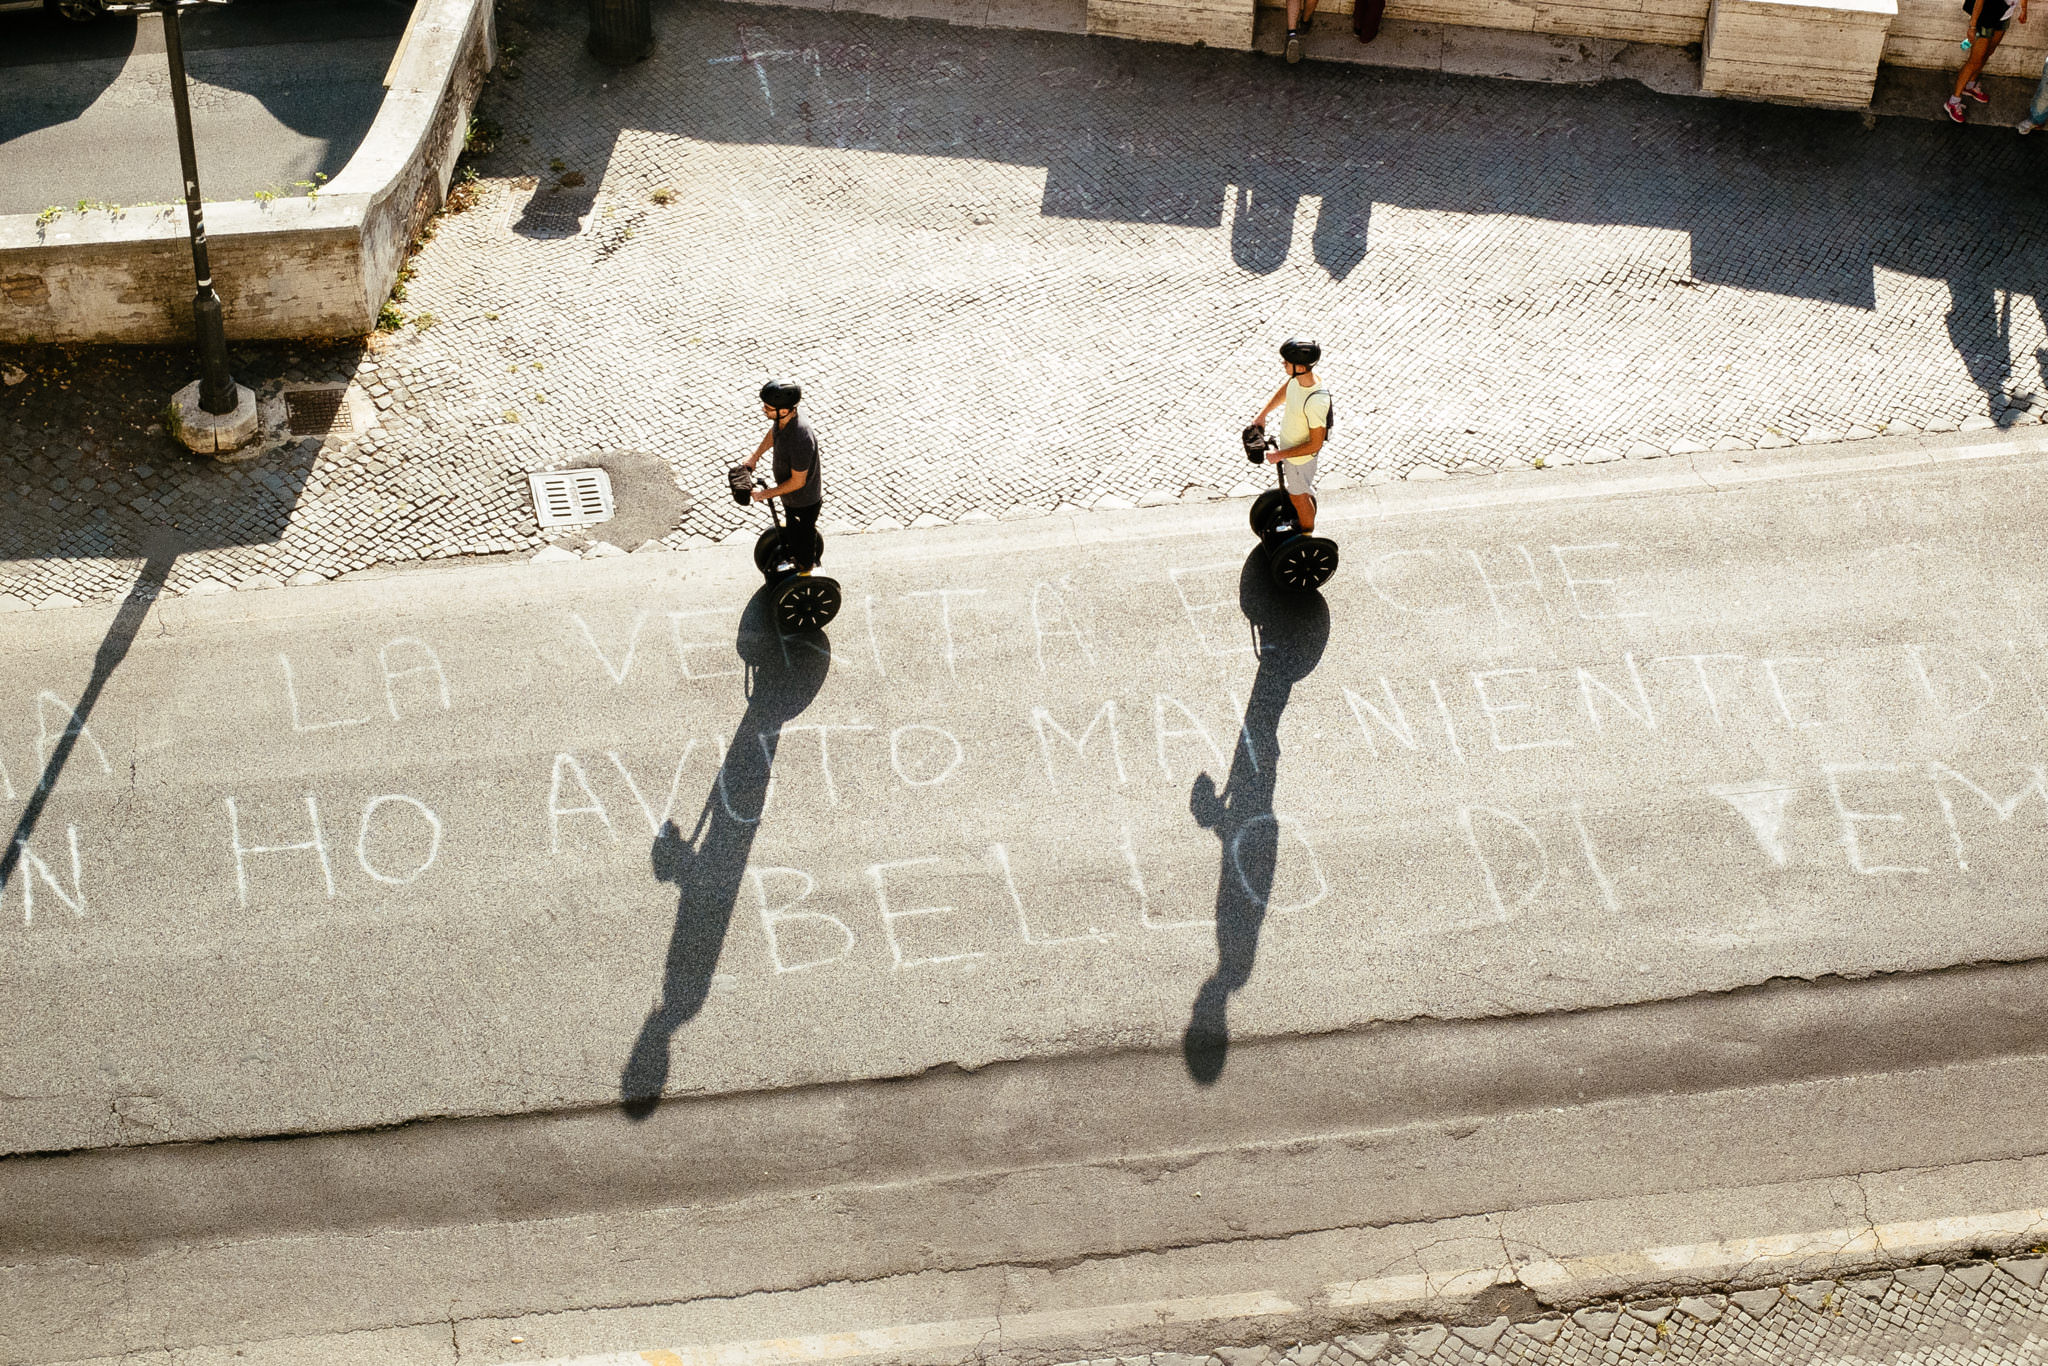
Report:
528,468,615,529
284,388,348,434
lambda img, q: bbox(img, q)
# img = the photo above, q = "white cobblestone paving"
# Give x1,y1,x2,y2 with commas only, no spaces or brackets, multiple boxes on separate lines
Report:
4,0,2046,608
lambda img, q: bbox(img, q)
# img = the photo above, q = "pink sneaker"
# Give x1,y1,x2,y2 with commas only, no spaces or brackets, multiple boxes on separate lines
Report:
1965,79,1989,103
1946,95,1968,122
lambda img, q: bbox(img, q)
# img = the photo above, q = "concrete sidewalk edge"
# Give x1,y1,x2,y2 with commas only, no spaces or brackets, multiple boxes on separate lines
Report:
527,1206,2048,1366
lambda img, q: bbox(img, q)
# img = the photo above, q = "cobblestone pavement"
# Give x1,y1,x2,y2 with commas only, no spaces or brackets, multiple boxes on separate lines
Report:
1063,1255,2048,1366
6,0,2048,608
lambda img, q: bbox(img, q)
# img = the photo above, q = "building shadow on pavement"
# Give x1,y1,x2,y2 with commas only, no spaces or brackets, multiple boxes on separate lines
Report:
1182,551,1330,1086
0,341,362,576
0,9,140,152
1,0,411,212
490,0,2048,404
619,590,833,1120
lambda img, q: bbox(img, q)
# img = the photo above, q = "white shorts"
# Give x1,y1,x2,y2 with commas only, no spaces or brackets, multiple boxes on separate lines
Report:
1281,456,1318,496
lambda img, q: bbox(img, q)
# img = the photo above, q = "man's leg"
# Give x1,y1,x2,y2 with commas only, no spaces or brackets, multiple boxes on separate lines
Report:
2029,55,2048,126
1282,457,1317,532
785,503,821,572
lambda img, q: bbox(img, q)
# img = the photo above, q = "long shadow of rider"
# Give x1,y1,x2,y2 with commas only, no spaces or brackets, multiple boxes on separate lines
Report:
1182,553,1331,1086
619,589,832,1119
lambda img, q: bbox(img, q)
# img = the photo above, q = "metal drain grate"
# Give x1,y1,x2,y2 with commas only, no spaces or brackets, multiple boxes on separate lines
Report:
284,388,348,434
527,468,615,529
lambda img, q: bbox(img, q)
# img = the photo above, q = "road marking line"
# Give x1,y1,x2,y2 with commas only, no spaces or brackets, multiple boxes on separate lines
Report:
535,1290,1299,1365
1325,1204,2048,1310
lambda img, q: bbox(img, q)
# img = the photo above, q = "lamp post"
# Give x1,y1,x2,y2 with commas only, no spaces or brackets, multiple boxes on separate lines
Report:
105,0,258,454
156,0,238,416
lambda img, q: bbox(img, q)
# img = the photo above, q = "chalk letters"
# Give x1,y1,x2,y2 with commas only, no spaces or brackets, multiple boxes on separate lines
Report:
5,825,86,925
226,795,336,906
903,589,987,679
1471,669,1574,752
1927,761,2048,872
356,795,443,885
1032,701,1127,790
379,639,452,720
890,725,963,787
572,610,648,685
1552,544,1649,621
548,754,619,852
869,856,985,968
1823,762,1928,875
668,610,742,680
608,746,701,836
990,843,1110,945
752,866,855,973
36,690,113,774
1155,694,1231,780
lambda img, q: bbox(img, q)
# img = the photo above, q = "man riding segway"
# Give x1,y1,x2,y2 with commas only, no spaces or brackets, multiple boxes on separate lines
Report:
742,380,823,571
730,380,842,632
1242,339,1339,592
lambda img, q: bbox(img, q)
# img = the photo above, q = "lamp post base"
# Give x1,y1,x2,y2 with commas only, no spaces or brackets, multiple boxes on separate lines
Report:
168,379,260,459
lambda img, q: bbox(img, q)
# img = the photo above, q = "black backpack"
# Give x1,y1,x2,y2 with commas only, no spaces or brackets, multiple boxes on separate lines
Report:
1308,387,1333,436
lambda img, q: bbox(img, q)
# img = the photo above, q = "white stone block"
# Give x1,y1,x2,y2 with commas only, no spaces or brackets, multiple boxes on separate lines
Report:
169,380,261,459
1702,0,1896,108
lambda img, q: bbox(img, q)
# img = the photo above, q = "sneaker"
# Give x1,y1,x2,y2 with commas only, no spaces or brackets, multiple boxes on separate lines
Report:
2021,118,2043,134
1964,79,1989,103
1946,96,1968,123
1284,29,1301,62
1299,11,1313,31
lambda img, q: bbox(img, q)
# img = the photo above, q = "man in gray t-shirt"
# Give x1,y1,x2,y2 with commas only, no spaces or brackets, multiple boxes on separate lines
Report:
742,379,823,571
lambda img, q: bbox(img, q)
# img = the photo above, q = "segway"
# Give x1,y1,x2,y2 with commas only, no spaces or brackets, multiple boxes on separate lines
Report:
728,466,843,632
1242,425,1339,593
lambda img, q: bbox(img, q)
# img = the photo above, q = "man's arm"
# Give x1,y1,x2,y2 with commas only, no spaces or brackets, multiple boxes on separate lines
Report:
1268,425,1326,463
1268,392,1329,462
742,428,775,469
753,466,809,502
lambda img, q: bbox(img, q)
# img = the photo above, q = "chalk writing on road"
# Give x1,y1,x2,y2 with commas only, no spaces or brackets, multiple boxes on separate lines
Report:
11,535,2048,981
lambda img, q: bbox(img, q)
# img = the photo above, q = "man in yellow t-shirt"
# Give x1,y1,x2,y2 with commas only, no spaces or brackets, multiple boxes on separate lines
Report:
1249,338,1330,533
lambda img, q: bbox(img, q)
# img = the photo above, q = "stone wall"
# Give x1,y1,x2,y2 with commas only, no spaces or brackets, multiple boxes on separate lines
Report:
1245,0,2046,79
0,0,494,345
1885,0,2047,75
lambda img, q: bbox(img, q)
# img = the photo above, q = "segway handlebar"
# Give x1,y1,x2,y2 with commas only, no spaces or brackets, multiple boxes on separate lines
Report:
727,464,762,506
1242,424,1275,464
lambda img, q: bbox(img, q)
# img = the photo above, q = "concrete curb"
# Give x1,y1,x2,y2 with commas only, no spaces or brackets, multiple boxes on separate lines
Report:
537,1208,2048,1366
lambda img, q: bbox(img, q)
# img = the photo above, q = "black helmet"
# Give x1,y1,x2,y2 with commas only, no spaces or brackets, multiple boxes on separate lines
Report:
1279,338,1321,367
759,380,802,410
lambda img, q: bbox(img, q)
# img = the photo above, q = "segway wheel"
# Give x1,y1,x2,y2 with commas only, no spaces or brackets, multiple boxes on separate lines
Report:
774,574,843,632
753,527,786,579
1249,489,1290,537
1268,536,1339,593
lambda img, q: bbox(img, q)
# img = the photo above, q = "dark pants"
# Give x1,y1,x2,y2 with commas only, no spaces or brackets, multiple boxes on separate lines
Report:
782,501,822,571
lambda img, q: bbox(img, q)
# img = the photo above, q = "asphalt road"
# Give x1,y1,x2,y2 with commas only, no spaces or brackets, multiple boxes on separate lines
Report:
0,0,411,217
10,439,2048,1156
8,444,2048,1361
